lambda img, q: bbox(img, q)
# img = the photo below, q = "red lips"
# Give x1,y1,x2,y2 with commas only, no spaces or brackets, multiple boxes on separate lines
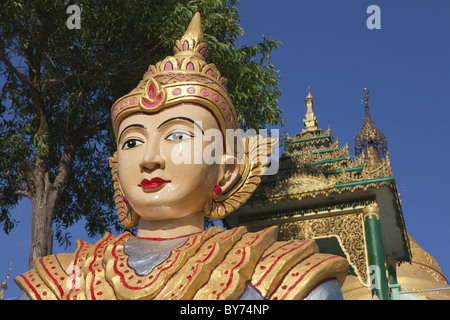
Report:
139,177,171,190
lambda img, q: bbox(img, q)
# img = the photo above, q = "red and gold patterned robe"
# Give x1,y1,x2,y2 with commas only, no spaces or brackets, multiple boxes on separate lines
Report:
15,226,348,300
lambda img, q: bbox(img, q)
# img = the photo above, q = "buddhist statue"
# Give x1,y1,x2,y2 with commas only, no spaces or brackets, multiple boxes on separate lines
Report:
14,13,348,300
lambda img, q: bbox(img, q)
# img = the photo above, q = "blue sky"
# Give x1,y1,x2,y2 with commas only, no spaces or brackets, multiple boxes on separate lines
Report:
1,1,450,298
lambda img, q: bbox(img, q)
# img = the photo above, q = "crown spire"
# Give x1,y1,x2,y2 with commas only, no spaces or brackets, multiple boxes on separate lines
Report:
174,12,208,60
302,84,318,132
354,88,388,165
184,12,204,43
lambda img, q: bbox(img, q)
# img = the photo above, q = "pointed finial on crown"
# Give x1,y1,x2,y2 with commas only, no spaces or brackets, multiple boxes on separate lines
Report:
174,12,209,60
184,12,204,42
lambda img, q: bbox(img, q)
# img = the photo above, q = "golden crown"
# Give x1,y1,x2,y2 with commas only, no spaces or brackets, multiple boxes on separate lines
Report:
110,12,239,137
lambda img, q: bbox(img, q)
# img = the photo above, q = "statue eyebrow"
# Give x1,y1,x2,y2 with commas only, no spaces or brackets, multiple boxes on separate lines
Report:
157,116,204,134
118,124,147,142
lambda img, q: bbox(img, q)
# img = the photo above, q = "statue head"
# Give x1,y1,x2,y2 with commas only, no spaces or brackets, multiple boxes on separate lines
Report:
108,13,274,230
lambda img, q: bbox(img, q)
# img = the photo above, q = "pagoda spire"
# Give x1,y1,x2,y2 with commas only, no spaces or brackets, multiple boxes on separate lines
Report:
302,84,319,132
0,262,12,300
354,88,387,165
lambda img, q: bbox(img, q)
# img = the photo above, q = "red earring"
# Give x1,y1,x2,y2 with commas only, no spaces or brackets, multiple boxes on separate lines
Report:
214,185,222,196
123,196,129,205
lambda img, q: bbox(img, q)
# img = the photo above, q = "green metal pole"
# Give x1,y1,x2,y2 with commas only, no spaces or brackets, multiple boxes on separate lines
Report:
363,204,390,300
387,264,397,285
386,257,401,300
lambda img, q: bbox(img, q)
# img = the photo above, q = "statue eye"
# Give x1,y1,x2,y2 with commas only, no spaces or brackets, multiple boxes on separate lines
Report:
165,131,194,141
122,139,143,150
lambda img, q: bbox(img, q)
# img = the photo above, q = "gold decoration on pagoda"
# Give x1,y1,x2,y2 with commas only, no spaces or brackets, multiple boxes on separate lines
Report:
396,237,450,300
278,213,368,285
354,88,387,168
0,262,12,300
302,84,319,133
341,236,450,300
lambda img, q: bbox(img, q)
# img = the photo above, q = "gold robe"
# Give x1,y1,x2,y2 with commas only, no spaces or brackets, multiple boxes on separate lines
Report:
14,226,348,300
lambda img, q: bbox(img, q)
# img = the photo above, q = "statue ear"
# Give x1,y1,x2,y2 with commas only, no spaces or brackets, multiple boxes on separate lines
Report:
216,154,240,194
204,134,275,220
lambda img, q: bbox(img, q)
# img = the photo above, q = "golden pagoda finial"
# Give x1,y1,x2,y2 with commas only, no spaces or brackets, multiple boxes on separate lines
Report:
306,83,313,100
354,88,387,164
0,262,12,300
302,83,318,132
363,88,370,111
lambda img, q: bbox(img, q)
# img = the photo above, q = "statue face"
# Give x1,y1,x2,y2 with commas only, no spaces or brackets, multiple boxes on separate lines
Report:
116,104,222,222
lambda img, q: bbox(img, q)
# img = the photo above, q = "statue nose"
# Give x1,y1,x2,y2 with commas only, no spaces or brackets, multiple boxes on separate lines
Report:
139,139,165,172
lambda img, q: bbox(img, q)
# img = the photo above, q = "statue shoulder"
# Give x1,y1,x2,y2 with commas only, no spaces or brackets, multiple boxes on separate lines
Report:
180,225,348,300
192,226,278,300
14,232,130,300
251,238,349,300
153,225,277,300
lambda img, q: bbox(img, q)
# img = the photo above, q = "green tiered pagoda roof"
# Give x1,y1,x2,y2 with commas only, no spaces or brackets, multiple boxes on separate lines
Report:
246,87,398,204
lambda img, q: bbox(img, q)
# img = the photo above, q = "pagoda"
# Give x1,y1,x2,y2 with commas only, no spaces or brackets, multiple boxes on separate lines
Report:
224,87,450,299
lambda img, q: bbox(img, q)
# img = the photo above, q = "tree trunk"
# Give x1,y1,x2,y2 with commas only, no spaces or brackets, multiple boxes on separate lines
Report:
28,190,54,270
26,144,74,270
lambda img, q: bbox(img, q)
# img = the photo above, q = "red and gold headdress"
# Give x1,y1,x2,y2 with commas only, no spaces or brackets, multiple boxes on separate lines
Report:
110,12,239,139
109,13,275,228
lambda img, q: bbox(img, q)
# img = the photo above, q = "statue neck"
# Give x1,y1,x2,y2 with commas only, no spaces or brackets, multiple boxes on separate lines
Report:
136,211,205,239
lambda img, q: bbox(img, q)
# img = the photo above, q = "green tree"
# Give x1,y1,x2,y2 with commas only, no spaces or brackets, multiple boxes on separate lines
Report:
0,0,282,269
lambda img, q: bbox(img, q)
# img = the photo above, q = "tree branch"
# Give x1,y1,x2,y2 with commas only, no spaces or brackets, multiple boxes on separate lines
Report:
14,189,30,198
105,41,166,77
19,159,37,196
41,38,165,86
42,70,89,86
50,140,75,204
0,36,34,87
50,114,109,203
80,120,109,142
